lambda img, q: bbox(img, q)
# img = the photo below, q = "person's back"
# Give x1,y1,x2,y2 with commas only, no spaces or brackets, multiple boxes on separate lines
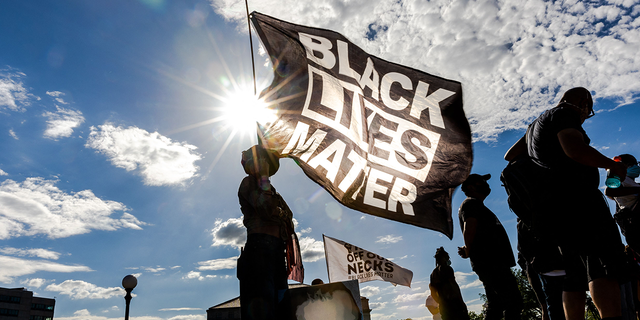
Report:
505,87,628,320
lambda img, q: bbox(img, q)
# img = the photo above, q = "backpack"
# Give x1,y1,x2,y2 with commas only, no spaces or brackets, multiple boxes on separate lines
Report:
500,155,541,226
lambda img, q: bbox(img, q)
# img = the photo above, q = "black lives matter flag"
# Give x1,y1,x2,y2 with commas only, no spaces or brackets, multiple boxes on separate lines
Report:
251,12,471,238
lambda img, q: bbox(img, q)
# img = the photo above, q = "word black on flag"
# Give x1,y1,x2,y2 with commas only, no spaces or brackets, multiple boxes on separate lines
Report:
251,12,472,238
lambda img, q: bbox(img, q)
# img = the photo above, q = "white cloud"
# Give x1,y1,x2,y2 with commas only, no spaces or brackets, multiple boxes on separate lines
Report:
8,129,18,140
143,266,166,273
455,271,483,289
392,290,428,303
197,257,238,271
369,301,388,310
211,0,640,141
182,271,217,281
459,278,483,290
56,309,169,320
375,235,403,244
167,316,206,320
46,280,125,300
43,106,85,140
299,236,324,262
0,177,145,239
46,91,68,104
210,218,246,249
159,308,202,312
86,124,202,186
21,278,49,289
0,247,61,259
46,91,64,97
0,255,92,283
0,69,35,112
0,169,7,176
360,285,381,297
299,227,312,234
102,306,119,313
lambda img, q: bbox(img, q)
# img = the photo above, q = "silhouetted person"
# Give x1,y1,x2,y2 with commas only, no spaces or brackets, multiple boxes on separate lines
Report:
605,154,640,252
458,173,523,320
506,87,628,320
237,144,302,320
429,247,469,320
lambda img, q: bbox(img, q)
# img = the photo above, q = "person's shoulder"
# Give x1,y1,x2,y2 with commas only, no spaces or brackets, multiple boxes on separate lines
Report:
461,197,482,207
549,105,580,122
239,175,257,191
459,197,482,217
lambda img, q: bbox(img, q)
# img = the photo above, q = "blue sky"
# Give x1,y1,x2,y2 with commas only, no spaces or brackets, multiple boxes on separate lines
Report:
1,0,639,319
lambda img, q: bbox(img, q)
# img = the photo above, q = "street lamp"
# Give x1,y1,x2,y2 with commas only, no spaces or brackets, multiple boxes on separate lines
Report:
122,275,137,320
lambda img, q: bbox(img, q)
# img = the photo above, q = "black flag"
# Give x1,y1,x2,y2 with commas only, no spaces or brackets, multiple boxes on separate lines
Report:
251,12,471,238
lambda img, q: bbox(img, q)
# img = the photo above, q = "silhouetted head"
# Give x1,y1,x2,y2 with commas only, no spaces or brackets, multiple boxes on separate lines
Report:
311,278,324,285
461,173,491,197
615,154,640,179
559,87,594,122
434,247,450,266
241,145,280,177
615,154,638,167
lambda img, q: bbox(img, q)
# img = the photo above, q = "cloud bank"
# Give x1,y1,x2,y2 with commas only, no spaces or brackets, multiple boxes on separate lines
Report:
86,124,202,186
211,0,640,141
0,177,145,239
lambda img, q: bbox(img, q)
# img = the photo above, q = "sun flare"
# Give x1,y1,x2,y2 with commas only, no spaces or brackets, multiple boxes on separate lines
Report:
220,90,276,136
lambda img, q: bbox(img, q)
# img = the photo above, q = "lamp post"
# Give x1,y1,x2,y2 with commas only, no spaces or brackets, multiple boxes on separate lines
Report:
122,275,137,320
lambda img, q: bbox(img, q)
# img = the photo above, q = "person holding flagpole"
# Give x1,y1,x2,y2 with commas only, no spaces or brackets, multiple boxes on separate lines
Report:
236,144,303,320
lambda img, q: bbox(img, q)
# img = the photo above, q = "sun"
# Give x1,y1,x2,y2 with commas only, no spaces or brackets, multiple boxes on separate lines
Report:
219,90,276,136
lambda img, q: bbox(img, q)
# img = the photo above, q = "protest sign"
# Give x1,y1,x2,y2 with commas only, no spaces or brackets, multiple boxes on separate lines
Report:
323,235,413,287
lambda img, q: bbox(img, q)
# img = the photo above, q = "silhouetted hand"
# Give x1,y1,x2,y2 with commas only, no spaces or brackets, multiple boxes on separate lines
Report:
611,161,628,182
457,246,469,259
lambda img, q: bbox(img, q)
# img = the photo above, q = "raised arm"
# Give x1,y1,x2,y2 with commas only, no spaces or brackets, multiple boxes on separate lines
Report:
505,136,526,161
557,128,627,179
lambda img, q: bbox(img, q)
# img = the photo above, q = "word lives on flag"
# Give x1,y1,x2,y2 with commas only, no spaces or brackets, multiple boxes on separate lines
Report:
323,235,413,287
251,12,472,238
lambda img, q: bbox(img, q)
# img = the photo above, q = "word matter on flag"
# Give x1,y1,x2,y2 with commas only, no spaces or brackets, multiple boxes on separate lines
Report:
251,12,472,238
323,235,413,287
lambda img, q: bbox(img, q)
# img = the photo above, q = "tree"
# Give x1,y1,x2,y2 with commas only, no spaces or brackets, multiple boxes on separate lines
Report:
467,268,541,320
466,268,602,320
513,268,543,319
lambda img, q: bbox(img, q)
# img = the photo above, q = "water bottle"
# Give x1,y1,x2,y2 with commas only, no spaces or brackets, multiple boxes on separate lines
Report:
606,170,622,188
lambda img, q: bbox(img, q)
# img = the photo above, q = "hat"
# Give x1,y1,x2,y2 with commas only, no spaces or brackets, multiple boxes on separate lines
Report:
461,173,491,193
241,145,280,176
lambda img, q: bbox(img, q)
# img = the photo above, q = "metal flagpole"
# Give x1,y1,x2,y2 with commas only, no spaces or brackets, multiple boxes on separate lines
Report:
244,0,264,146
245,0,257,96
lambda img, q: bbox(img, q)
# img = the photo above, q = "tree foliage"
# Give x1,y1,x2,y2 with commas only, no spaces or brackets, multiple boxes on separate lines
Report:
467,268,541,320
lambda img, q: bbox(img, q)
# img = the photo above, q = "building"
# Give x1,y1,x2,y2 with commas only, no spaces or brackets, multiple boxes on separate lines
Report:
0,288,55,320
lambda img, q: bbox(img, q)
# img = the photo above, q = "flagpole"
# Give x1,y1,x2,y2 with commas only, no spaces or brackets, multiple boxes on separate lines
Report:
323,234,331,283
244,0,263,146
245,0,257,96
